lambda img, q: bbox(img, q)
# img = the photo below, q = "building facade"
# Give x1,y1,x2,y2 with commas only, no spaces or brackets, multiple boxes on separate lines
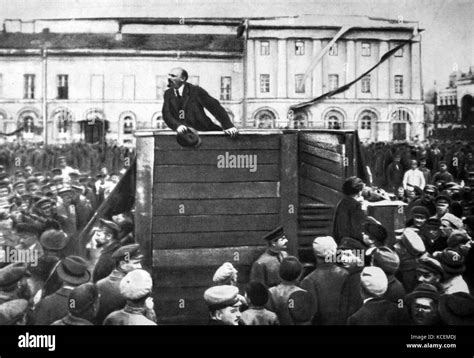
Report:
0,15,424,144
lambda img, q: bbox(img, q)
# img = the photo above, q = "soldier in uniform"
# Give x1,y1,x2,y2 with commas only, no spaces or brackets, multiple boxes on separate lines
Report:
95,244,143,324
204,285,243,326
249,226,289,288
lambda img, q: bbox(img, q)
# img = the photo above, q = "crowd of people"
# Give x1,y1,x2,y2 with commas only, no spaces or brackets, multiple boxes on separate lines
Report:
0,136,473,326
202,175,474,326
0,147,134,325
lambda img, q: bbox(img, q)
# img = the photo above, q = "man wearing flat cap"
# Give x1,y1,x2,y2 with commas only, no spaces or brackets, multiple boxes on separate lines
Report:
371,246,405,303
405,283,441,325
332,176,368,245
438,292,474,325
408,185,438,217
31,255,91,325
434,249,469,294
415,256,444,292
300,236,349,325
0,263,30,305
103,269,156,325
249,226,289,288
432,161,454,189
91,219,123,283
95,243,144,324
204,285,242,325
394,228,426,293
347,266,406,325
0,298,29,325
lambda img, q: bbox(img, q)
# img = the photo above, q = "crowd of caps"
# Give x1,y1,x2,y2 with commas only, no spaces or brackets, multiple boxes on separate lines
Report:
0,155,136,325
362,139,474,201
0,139,474,325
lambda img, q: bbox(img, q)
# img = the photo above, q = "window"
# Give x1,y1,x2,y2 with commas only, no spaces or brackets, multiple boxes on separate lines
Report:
295,74,305,93
361,75,371,93
324,110,344,129
24,116,35,133
156,76,167,99
295,40,305,55
260,41,270,56
24,74,35,99
122,75,135,100
328,74,339,91
260,74,270,93
327,115,341,129
395,44,404,57
360,115,372,130
57,75,69,99
123,116,134,135
362,42,371,57
329,43,338,56
394,75,403,94
220,76,231,100
188,76,200,86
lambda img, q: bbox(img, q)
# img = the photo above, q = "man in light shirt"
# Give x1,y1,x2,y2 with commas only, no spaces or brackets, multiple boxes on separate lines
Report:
403,159,426,191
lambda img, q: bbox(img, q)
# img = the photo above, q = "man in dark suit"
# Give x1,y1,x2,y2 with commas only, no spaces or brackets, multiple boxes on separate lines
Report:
162,67,238,137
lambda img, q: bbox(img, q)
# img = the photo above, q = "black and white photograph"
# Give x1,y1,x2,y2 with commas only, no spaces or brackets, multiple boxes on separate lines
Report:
0,0,472,353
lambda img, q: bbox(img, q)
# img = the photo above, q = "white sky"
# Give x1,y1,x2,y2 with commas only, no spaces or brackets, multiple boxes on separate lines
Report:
0,0,472,90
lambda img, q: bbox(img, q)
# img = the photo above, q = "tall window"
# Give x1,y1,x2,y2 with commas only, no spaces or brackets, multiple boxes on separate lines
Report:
156,75,167,99
327,115,341,129
123,116,134,135
295,40,305,55
220,76,232,100
329,43,338,56
24,116,35,133
361,42,371,57
24,74,35,99
260,41,270,56
395,44,404,57
295,74,305,93
260,74,270,93
394,75,403,94
57,75,69,99
328,74,339,91
360,115,372,130
361,75,371,93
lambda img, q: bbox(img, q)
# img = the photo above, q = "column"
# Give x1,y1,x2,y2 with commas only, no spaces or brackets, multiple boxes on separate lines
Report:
277,39,287,98
312,39,323,97
345,40,356,99
411,40,422,100
246,39,256,99
377,41,390,99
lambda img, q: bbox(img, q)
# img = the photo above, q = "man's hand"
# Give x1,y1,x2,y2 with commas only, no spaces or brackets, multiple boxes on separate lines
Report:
177,125,188,134
224,127,239,138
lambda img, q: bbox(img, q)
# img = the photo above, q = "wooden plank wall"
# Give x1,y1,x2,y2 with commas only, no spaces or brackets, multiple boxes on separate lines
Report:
297,132,345,263
152,134,282,324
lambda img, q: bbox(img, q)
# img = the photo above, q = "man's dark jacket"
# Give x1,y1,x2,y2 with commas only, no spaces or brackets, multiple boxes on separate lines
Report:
162,82,234,131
